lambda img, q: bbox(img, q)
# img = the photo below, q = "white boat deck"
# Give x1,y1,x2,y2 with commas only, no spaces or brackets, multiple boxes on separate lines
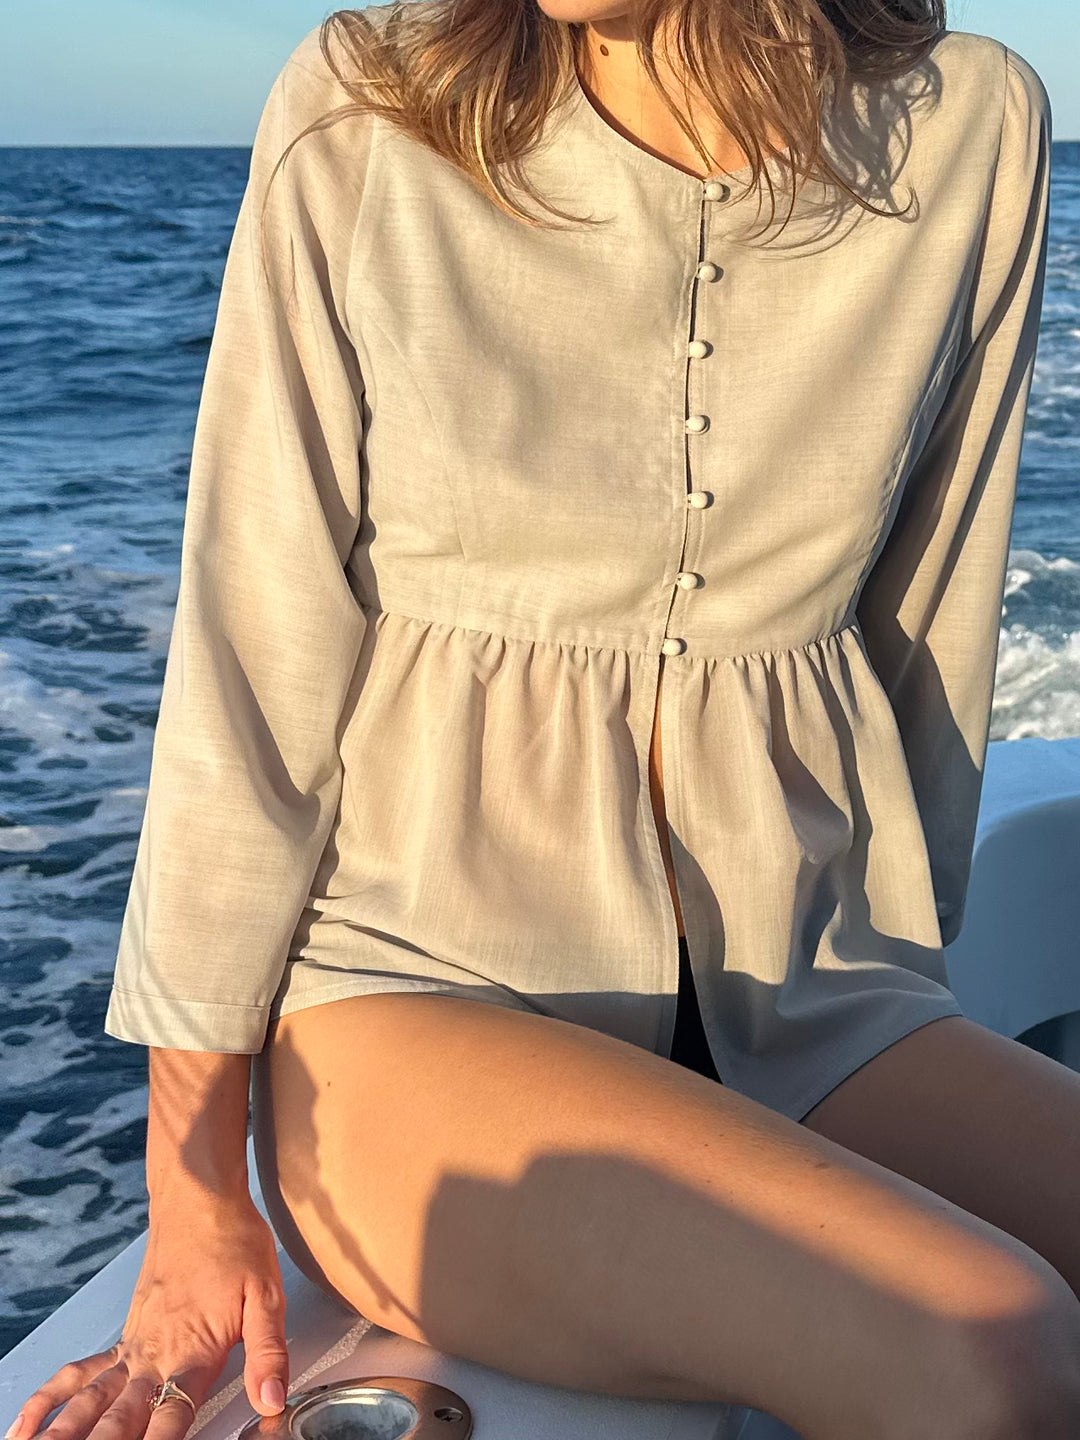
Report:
2,736,1078,1440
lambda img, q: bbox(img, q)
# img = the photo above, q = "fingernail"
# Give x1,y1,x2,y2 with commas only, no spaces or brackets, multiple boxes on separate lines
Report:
5,1418,26,1440
260,1380,285,1413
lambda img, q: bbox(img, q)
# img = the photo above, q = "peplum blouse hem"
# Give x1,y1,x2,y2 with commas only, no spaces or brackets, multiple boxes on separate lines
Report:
278,607,972,1117
106,12,1050,1124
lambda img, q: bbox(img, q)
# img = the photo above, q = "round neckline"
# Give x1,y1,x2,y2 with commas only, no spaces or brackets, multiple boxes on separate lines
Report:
567,65,765,193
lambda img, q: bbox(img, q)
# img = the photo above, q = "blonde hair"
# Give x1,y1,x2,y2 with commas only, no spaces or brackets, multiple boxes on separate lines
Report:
274,0,947,235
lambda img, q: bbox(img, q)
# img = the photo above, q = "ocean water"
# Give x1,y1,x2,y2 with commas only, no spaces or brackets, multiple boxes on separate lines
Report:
0,138,1078,1360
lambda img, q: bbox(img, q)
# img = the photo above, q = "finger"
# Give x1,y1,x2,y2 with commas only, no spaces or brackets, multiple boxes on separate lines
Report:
142,1402,195,1440
84,1372,161,1440
33,1367,128,1440
140,1370,204,1440
142,1362,216,1440
13,1352,124,1440
84,1364,208,1440
241,1282,288,1416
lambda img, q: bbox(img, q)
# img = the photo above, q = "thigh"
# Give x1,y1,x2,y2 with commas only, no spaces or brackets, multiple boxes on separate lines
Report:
801,1013,1080,1299
252,991,1072,1435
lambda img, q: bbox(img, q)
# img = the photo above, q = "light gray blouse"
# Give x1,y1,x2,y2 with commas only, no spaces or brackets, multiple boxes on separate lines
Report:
104,8,1051,1124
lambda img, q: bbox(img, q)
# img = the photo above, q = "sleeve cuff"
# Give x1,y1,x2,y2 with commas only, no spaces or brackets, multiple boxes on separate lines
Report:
104,985,271,1053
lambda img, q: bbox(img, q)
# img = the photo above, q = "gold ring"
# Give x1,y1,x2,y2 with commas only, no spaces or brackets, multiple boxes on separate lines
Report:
148,1379,198,1419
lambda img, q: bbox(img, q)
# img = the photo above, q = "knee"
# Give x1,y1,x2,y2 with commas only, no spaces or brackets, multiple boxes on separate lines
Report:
927,1259,1080,1440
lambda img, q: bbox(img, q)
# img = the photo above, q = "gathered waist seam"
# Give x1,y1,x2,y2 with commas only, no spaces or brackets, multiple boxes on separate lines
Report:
354,595,862,664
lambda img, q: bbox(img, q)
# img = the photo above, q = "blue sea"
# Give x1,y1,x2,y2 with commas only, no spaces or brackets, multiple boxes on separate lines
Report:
0,139,1078,1359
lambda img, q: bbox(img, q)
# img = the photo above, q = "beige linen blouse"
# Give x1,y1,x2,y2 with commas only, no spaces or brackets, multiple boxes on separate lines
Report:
105,8,1051,1124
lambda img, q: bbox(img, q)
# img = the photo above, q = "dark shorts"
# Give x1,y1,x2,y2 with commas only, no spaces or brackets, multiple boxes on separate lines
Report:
670,934,723,1084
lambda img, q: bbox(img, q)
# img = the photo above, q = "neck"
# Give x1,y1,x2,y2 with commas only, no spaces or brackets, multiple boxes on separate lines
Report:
576,20,754,180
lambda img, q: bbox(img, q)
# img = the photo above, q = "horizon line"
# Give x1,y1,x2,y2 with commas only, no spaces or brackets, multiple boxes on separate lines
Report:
3,136,1080,148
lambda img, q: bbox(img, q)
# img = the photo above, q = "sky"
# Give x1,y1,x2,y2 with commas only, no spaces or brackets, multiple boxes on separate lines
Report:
0,0,1076,145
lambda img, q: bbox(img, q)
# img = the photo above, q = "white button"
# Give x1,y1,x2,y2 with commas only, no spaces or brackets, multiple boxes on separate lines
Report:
676,572,703,589
684,413,709,433
696,262,720,282
687,339,710,359
704,179,731,202
660,637,686,656
687,491,711,508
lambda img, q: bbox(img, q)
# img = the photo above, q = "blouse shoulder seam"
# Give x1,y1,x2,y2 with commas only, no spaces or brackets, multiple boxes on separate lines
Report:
277,29,374,360
992,36,1009,207
342,130,376,355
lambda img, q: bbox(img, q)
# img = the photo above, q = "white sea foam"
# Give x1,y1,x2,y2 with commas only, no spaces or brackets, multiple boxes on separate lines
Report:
994,626,1080,740
0,648,109,752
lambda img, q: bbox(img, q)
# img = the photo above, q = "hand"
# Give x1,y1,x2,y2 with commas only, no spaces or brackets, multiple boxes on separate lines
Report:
6,1193,288,1440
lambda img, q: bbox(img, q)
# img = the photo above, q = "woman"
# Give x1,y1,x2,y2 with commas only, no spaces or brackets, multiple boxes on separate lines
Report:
9,0,1080,1436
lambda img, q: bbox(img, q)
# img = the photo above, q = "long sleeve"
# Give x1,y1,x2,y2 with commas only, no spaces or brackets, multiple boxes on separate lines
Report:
855,45,1051,949
105,31,371,1052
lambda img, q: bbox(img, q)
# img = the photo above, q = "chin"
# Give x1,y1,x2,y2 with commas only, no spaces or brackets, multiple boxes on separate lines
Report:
533,0,634,25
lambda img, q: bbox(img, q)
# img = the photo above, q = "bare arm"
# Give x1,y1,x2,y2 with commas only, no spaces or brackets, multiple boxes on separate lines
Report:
146,1049,251,1208
9,1052,289,1440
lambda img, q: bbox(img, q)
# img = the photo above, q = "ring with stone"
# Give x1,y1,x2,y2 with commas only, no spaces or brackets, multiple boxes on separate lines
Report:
147,1378,197,1419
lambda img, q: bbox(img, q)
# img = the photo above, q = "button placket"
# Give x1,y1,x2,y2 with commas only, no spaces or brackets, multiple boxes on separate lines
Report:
664,175,726,652
683,174,727,514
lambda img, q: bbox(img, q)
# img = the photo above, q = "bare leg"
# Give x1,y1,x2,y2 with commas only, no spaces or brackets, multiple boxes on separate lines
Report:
252,996,1080,1440
802,1013,1080,1299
